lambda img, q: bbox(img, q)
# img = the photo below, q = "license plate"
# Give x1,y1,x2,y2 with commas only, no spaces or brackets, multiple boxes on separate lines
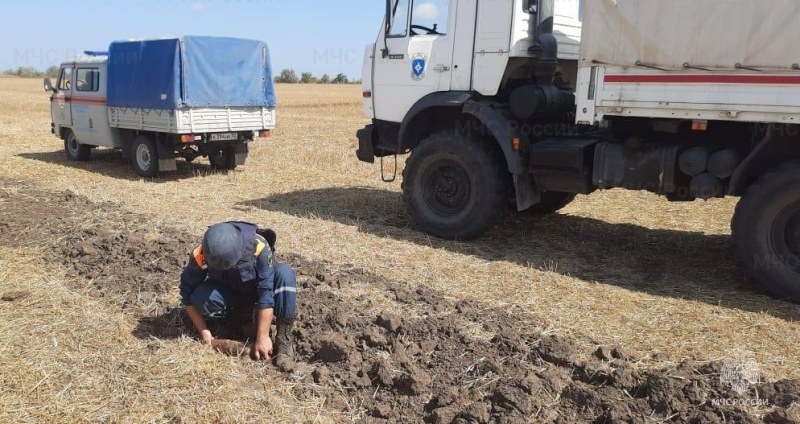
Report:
209,132,238,142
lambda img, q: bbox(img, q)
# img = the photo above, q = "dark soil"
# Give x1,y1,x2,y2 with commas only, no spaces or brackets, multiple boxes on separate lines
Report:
1,178,797,423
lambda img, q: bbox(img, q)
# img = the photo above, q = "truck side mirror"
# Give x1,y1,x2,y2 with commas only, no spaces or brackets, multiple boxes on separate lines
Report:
43,77,55,93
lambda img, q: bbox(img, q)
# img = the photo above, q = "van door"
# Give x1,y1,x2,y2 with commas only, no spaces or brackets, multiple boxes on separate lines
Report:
71,66,106,146
372,0,458,124
51,65,73,132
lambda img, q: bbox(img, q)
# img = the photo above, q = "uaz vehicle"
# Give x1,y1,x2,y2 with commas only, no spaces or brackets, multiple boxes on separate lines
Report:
45,36,277,176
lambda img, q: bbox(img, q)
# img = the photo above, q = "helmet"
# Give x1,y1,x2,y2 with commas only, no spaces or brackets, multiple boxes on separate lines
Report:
202,223,244,270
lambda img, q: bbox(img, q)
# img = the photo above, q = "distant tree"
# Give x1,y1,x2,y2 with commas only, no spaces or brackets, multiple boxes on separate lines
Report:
319,74,331,84
300,72,317,84
9,67,43,78
332,73,349,84
275,69,299,84
44,66,60,78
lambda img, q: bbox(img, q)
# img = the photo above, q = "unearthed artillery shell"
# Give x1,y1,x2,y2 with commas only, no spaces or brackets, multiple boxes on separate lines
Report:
211,339,251,358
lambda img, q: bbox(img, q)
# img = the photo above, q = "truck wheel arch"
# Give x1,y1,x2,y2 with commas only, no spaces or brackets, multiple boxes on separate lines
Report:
397,92,474,153
729,124,800,196
398,93,523,175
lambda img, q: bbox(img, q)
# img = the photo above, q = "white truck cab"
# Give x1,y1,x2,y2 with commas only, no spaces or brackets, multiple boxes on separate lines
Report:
361,0,580,122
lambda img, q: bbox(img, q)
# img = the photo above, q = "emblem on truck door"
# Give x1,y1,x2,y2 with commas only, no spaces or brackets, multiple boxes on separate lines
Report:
411,53,427,81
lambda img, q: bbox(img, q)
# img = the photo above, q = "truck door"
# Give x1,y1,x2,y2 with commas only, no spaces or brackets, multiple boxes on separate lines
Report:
373,0,457,123
51,65,73,130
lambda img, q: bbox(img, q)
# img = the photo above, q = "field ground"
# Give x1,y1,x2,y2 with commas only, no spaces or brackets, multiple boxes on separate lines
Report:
1,79,799,422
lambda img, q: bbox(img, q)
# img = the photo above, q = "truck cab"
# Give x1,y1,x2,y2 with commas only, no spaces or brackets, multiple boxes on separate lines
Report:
360,0,580,124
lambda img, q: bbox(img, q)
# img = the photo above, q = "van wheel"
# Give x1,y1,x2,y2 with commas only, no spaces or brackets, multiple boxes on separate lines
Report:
732,160,800,303
131,135,159,177
64,131,91,161
402,132,509,240
209,146,238,170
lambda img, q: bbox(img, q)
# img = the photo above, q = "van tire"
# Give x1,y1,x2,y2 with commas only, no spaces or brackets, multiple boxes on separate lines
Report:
64,130,91,161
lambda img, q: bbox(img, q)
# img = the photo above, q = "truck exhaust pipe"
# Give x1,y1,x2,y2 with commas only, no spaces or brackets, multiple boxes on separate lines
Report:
528,0,558,83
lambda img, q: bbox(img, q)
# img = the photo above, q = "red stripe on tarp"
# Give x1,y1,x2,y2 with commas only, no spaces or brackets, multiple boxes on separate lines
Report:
604,75,800,85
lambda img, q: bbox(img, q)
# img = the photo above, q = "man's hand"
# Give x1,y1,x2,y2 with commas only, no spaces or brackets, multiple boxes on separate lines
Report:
200,329,214,345
186,305,214,345
252,336,273,361
252,307,275,361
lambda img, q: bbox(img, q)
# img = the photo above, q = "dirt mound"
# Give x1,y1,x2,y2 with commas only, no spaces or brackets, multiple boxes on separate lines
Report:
1,178,797,423
287,258,798,423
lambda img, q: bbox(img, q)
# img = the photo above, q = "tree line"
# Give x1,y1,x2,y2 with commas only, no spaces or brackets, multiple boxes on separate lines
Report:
274,69,360,84
2,66,60,78
2,66,360,85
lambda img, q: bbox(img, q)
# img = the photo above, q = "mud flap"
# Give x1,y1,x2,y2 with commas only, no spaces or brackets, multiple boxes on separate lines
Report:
120,130,134,160
356,125,376,163
157,139,177,172
234,143,249,166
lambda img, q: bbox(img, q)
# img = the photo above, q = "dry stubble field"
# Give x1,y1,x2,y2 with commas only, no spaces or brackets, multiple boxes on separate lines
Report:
1,78,799,423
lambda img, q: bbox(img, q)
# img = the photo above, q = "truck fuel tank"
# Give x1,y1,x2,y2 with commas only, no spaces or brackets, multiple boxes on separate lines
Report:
592,141,685,195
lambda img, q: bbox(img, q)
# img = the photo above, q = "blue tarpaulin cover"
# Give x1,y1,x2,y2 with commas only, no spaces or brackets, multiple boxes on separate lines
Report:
107,36,276,109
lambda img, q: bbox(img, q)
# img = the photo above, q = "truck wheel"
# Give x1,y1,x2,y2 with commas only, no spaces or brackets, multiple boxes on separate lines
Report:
732,160,800,303
527,191,577,214
402,132,508,240
131,135,159,177
209,146,237,170
64,130,91,161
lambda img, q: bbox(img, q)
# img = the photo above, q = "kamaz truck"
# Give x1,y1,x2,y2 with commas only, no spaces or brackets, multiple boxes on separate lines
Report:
44,36,277,177
355,0,800,303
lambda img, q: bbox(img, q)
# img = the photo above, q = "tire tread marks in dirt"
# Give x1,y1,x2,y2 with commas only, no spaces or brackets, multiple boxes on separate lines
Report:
1,179,797,423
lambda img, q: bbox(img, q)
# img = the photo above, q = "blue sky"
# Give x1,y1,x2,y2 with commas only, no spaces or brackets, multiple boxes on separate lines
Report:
1,0,385,79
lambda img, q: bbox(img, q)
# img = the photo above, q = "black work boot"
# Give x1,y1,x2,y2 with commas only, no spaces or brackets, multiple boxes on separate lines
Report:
273,318,295,372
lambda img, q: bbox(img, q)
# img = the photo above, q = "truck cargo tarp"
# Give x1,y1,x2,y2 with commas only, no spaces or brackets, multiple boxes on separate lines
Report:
580,0,800,70
107,36,276,109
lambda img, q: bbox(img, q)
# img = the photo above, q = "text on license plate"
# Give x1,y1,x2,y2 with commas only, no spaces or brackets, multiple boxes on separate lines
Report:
210,132,238,142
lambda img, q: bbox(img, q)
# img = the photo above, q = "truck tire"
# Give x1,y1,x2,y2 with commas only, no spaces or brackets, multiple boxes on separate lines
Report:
64,130,91,161
732,160,800,303
209,146,238,170
131,135,159,177
402,132,508,240
527,191,576,214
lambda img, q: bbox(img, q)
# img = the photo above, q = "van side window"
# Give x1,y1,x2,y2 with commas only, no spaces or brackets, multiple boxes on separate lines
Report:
76,68,100,92
57,67,72,91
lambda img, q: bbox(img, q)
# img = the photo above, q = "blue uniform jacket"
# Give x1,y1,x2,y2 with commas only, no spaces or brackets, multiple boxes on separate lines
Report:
179,235,276,310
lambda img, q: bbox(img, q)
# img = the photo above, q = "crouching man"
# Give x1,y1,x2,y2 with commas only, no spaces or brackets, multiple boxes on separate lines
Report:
179,221,297,371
